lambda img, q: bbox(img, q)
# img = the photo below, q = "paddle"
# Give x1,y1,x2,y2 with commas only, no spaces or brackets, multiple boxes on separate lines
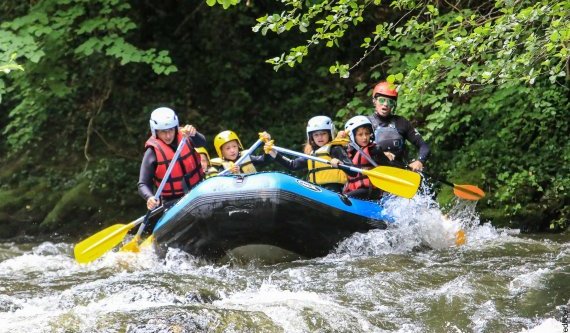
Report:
422,172,485,201
349,142,485,201
349,141,380,167
218,136,264,176
74,135,189,263
271,145,421,199
73,206,164,263
121,136,191,253
122,136,264,254
350,142,474,246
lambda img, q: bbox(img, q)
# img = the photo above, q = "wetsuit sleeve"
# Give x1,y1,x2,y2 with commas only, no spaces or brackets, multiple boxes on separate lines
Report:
400,118,430,163
249,154,270,167
189,132,206,148
272,153,308,171
369,145,396,167
138,148,157,201
331,146,358,177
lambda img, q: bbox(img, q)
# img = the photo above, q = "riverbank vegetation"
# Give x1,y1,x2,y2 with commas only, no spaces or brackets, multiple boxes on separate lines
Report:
0,0,568,238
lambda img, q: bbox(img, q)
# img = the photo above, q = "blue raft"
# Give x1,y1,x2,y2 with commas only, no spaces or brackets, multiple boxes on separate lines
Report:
152,172,394,260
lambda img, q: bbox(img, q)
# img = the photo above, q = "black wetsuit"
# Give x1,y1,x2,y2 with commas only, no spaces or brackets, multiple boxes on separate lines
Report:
137,132,206,234
367,113,430,166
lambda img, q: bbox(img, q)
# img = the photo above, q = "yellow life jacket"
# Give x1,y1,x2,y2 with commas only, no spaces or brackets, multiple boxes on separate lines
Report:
307,143,347,185
204,167,219,179
218,151,257,174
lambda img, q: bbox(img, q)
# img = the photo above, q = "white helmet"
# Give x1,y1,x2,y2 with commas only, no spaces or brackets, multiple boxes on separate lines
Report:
344,115,374,143
306,115,335,141
149,107,179,137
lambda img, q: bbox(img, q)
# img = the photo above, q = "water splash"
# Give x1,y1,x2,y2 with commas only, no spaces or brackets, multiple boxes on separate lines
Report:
214,281,379,333
333,180,495,258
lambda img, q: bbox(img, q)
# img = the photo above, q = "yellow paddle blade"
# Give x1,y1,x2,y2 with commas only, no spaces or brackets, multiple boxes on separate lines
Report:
455,229,466,246
74,222,137,264
362,166,421,199
120,235,141,253
140,235,155,249
453,184,485,201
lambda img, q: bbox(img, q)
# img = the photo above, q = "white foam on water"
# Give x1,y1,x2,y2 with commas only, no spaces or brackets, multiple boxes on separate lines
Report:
0,252,77,276
470,300,499,333
0,240,170,281
333,183,496,258
427,274,474,303
508,267,550,295
518,318,565,333
0,242,79,282
214,281,382,333
90,244,164,272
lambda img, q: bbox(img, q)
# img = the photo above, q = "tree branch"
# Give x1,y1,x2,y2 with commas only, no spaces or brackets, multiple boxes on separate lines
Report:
84,82,113,172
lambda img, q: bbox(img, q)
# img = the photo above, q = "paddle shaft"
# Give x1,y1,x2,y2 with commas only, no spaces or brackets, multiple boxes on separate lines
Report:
73,136,191,262
422,172,454,188
272,145,362,175
354,144,440,186
351,143,466,241
135,136,189,238
73,204,165,263
354,145,483,199
155,137,190,198
218,139,263,176
128,205,165,231
349,142,379,167
422,171,484,198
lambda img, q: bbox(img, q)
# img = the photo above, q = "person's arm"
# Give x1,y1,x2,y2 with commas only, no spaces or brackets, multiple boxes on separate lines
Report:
179,125,206,147
190,131,206,147
272,153,308,171
369,144,395,167
249,154,269,167
398,117,430,171
138,148,157,205
399,118,430,162
331,146,358,177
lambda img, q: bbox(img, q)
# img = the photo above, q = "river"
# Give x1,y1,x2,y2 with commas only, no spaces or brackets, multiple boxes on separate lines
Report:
0,193,568,333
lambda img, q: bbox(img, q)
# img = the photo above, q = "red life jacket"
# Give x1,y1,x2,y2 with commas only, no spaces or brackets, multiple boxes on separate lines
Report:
145,133,204,199
344,144,376,193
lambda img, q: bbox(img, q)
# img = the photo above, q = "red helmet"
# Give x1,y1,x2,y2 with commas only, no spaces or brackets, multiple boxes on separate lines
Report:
372,81,398,98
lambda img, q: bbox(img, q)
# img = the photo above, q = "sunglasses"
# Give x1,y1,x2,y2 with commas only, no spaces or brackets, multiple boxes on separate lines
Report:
374,96,397,107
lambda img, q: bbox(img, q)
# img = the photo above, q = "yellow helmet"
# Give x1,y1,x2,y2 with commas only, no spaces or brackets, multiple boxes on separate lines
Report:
214,130,243,158
194,147,211,162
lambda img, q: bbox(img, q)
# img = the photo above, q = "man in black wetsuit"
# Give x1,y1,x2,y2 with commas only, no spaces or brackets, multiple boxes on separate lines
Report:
367,81,430,172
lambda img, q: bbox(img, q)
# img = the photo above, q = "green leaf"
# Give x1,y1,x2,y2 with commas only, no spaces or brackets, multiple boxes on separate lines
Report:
355,82,367,91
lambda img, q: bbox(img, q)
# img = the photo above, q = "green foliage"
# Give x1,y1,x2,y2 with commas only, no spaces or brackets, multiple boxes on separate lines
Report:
0,53,24,103
431,82,570,231
236,0,569,91
206,0,241,10
0,0,177,153
82,157,139,204
238,0,569,229
40,180,99,230
253,0,367,73
0,0,567,235
0,53,24,74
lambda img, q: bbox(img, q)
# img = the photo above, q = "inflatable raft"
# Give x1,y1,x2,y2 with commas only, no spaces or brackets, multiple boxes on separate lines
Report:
152,172,394,260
